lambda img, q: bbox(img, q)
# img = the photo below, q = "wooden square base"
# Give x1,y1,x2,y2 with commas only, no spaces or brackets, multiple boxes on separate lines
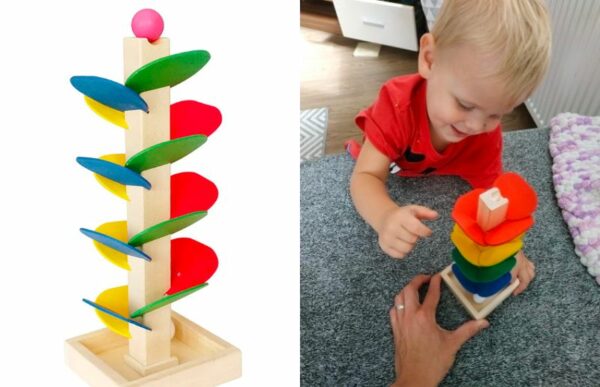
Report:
65,312,241,386
440,265,519,320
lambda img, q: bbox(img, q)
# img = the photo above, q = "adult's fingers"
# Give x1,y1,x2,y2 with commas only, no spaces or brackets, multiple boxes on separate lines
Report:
450,319,489,349
394,292,405,311
422,274,442,313
402,274,431,311
390,307,400,339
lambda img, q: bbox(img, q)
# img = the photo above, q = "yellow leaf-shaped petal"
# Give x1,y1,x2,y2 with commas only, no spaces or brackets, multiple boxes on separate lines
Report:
95,286,131,339
93,154,129,200
93,221,130,270
85,96,128,128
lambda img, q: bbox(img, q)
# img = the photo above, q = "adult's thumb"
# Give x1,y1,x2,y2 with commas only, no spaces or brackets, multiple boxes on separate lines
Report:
410,205,439,220
451,319,489,348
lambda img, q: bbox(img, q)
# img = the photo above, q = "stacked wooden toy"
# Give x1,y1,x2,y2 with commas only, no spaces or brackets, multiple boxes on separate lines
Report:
65,9,241,386
441,172,537,320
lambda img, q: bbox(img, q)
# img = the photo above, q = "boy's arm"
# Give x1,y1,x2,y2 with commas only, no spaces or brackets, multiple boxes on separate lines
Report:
350,139,398,232
350,139,438,258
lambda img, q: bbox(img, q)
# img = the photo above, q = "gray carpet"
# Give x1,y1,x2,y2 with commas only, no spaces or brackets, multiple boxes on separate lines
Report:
300,128,600,386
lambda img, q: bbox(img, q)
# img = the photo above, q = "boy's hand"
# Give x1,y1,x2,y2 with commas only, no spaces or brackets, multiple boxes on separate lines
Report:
377,205,438,259
511,250,535,295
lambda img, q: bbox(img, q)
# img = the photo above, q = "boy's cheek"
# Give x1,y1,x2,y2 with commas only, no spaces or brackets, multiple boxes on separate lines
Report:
436,106,464,125
486,119,501,132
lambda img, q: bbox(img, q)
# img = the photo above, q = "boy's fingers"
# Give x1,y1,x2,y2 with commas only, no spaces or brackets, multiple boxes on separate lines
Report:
409,205,439,221
422,274,442,313
512,277,527,295
385,245,408,259
404,218,433,238
397,228,418,245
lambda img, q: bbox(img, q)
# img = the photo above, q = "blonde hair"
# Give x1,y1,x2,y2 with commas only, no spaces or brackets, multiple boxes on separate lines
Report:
432,0,551,104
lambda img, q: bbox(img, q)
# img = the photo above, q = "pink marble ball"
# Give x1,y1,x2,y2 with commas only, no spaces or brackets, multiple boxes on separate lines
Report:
131,9,164,42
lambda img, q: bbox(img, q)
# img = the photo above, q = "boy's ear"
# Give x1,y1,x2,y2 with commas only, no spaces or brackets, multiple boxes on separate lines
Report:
418,33,435,79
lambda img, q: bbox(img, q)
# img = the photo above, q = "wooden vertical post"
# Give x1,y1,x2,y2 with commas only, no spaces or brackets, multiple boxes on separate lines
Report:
123,37,178,375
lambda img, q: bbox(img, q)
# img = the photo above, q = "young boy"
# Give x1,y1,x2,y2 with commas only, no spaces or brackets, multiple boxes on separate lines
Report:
349,0,551,295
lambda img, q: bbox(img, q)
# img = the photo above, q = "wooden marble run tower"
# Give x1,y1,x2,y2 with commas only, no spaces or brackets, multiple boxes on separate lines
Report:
441,172,537,320
64,9,241,386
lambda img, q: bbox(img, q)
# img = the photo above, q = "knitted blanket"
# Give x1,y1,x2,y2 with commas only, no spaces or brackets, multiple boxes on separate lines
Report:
549,113,600,285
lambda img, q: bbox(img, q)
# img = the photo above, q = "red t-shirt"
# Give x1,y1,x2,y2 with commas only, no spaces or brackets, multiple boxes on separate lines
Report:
355,74,502,188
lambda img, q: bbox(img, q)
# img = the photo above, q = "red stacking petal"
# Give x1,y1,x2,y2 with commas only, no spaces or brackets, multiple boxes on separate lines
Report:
452,172,537,246
168,238,218,295
171,100,222,139
495,172,538,220
171,172,218,219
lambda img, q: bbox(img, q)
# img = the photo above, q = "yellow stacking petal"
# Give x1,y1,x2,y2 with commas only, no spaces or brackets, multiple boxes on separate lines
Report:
95,286,130,339
93,154,129,200
93,221,130,270
451,224,523,266
84,96,128,128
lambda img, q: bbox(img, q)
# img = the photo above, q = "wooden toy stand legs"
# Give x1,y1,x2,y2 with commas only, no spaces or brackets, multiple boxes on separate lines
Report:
441,265,520,320
65,37,241,386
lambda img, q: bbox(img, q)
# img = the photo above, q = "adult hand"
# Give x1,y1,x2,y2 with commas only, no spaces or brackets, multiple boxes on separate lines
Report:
390,274,489,387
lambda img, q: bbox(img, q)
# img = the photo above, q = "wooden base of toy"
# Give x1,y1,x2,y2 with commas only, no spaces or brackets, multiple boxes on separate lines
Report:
440,265,520,320
65,312,241,386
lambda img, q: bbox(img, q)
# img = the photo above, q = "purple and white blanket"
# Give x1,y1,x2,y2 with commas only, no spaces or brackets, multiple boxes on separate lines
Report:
549,113,600,285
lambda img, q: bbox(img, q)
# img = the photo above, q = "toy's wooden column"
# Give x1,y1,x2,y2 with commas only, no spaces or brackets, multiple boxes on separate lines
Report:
123,37,178,375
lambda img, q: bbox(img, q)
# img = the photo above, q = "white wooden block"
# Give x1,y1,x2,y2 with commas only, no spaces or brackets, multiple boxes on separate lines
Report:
477,187,508,231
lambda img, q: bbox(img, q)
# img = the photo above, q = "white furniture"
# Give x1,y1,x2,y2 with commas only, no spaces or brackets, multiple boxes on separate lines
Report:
333,0,418,52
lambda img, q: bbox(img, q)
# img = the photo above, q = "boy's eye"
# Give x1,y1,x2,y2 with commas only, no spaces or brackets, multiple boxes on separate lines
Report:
456,99,474,111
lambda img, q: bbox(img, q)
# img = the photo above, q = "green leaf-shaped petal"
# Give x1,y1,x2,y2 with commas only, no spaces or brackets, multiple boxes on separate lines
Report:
128,211,207,247
125,50,211,93
125,135,207,173
130,283,208,318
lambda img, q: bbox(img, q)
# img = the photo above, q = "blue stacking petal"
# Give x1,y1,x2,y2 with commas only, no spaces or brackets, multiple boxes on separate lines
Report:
82,299,151,331
70,76,148,112
452,264,512,297
80,228,151,261
76,157,151,189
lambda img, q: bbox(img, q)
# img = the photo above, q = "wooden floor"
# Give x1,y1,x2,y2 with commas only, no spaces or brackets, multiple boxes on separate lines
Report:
301,27,536,155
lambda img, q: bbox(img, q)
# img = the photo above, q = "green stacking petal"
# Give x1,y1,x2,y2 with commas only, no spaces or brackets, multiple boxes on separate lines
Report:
125,135,207,173
130,283,208,318
452,248,516,283
128,211,207,247
125,50,211,93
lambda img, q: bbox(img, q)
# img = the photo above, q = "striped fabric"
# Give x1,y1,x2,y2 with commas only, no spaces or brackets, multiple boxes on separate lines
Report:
300,107,328,161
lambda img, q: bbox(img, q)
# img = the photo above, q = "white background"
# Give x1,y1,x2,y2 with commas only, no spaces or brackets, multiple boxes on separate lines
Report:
0,1,299,385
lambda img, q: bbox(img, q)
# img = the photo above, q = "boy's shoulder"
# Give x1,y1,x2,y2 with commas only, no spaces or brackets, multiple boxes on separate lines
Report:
383,73,424,88
379,73,426,110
